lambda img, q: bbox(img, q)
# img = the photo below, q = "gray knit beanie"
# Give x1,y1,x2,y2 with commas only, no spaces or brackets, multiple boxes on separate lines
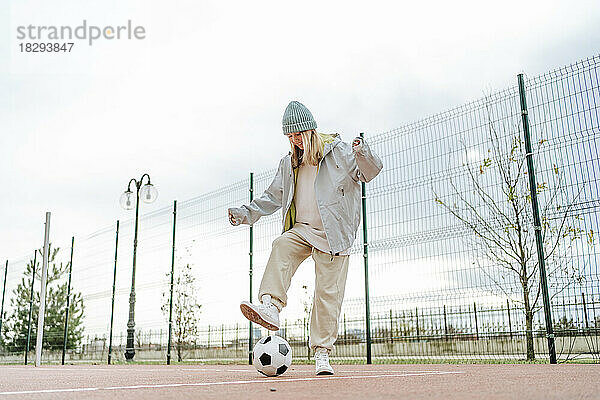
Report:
282,101,317,135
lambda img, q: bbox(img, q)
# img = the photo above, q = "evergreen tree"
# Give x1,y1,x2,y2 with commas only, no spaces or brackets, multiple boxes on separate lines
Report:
3,244,84,353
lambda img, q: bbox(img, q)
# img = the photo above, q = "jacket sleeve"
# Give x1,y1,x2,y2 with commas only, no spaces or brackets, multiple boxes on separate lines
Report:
234,159,285,225
350,138,383,183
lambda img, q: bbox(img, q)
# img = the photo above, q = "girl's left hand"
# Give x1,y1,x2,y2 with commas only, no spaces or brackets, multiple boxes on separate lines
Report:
352,137,363,152
228,208,242,226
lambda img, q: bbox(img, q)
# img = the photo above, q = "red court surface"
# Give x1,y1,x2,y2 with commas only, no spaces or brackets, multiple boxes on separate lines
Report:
0,363,598,399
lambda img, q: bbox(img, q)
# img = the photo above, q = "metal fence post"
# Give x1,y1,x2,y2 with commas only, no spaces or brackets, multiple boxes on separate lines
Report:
235,323,239,355
507,299,513,338
390,309,394,343
35,212,51,367
343,314,347,344
473,302,479,340
108,221,119,365
581,292,589,330
61,236,74,365
415,307,420,340
443,305,448,340
304,317,309,360
0,260,8,341
517,73,557,364
249,172,254,365
360,132,372,364
167,200,177,365
25,251,37,365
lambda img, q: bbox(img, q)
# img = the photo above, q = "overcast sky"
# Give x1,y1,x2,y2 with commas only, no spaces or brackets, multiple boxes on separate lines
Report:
2,0,600,262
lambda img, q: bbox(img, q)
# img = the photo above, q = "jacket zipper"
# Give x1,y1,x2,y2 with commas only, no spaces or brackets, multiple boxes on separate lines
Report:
315,143,337,259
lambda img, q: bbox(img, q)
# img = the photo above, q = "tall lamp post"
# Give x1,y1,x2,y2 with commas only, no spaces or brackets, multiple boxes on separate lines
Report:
119,173,158,361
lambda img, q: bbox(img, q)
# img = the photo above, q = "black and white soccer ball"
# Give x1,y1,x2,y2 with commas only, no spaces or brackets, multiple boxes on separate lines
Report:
252,335,292,377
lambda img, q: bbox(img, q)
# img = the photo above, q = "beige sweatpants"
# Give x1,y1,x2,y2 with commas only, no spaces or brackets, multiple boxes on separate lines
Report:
258,227,350,351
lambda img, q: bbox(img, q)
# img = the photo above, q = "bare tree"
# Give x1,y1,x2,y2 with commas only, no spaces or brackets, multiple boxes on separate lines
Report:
433,106,589,360
162,262,202,362
297,283,312,360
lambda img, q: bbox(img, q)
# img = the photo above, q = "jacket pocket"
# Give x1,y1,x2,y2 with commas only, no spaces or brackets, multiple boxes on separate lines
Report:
325,190,351,224
323,183,345,206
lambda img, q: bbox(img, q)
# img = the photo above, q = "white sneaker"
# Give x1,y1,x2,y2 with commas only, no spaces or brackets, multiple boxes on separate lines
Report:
240,296,280,331
315,348,334,375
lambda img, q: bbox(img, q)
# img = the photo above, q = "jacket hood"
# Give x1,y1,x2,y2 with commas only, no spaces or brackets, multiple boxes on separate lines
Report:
319,132,341,156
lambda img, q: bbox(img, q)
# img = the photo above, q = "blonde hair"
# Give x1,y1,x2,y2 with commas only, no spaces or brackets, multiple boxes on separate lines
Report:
291,129,324,168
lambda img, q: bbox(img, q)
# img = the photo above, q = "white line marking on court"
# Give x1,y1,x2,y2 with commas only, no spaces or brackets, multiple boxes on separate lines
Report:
1,366,457,374
0,371,464,396
3,367,228,372
336,370,458,374
181,368,223,371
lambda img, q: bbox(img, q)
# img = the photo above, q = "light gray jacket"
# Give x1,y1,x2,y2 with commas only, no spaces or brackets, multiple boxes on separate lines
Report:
230,134,383,255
